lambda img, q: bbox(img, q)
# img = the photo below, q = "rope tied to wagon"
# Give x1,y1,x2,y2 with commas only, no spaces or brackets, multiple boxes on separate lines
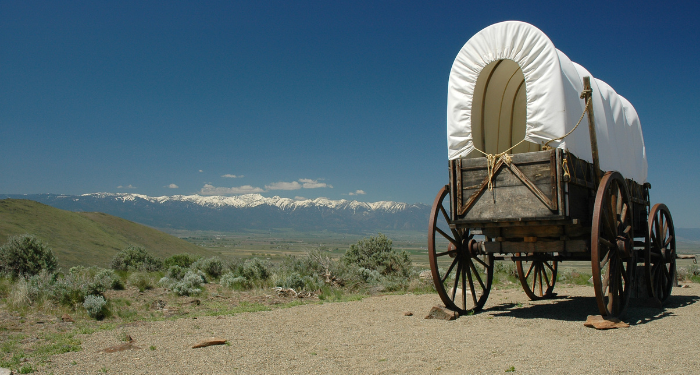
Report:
542,97,591,149
472,97,591,191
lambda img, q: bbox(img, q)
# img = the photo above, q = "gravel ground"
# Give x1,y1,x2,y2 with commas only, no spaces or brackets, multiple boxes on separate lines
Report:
34,285,700,374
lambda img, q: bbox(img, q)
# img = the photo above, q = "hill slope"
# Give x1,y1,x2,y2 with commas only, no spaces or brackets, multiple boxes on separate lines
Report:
0,199,217,269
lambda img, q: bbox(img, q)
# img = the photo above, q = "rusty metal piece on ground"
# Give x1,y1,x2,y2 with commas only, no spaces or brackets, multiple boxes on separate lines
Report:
192,337,227,349
424,305,458,321
583,315,630,330
100,336,141,353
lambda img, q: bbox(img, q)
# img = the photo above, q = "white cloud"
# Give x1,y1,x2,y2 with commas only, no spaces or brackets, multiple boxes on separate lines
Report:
294,196,308,201
167,184,179,189
198,170,203,173
199,184,265,196
265,181,302,191
299,178,332,189
117,185,136,189
221,174,243,178
348,189,366,196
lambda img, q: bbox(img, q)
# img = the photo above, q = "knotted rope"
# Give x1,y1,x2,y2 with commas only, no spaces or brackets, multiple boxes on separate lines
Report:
470,97,591,190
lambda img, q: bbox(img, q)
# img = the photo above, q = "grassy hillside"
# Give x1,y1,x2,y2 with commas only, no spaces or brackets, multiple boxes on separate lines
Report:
0,199,218,269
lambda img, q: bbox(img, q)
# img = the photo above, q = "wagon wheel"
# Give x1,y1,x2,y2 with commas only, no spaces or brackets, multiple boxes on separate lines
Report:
428,185,494,315
591,172,635,317
515,254,558,300
646,204,676,303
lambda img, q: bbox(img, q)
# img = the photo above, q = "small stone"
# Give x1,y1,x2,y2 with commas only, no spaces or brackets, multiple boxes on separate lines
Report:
0,367,12,375
151,300,166,310
192,337,227,349
189,299,201,306
681,284,690,288
583,315,630,330
424,305,458,321
404,311,413,316
61,314,74,323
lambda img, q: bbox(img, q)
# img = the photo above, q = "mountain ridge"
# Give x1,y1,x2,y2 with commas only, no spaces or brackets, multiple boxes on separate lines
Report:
1,193,431,233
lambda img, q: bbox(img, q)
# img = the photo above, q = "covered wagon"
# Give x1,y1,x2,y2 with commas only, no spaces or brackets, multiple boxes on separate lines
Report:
428,21,676,317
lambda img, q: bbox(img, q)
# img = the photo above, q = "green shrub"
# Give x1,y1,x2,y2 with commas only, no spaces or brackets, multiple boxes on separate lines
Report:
677,264,700,282
240,258,271,281
166,265,187,281
170,271,205,296
0,234,58,278
220,272,251,290
164,253,200,269
128,272,154,292
110,246,163,272
83,294,107,319
281,272,305,290
341,233,411,277
191,257,224,279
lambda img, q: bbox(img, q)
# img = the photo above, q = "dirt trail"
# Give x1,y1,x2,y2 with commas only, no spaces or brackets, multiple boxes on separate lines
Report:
35,285,700,374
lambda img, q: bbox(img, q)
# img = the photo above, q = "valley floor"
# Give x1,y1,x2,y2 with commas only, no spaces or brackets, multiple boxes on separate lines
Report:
24,284,700,374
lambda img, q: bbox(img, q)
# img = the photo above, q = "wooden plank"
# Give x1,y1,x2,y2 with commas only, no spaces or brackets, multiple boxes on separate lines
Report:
463,182,556,220
507,161,557,210
483,240,587,253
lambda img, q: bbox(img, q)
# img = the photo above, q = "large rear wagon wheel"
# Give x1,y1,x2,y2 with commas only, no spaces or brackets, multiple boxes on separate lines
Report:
428,186,493,315
516,255,558,300
647,204,676,303
591,172,635,317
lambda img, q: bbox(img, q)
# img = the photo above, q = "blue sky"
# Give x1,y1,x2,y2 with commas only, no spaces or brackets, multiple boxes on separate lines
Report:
1,1,699,227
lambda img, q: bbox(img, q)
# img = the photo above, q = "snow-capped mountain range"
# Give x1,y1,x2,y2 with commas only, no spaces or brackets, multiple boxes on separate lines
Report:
2,193,430,233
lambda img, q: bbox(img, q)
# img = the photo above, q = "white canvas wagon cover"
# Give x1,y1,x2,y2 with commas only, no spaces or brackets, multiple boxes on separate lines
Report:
447,21,647,183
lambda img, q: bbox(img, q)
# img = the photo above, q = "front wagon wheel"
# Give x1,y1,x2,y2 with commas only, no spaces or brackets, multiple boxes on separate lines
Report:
591,172,634,318
428,185,493,315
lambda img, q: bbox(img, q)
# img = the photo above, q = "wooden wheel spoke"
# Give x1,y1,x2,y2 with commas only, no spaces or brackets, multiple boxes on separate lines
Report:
439,204,450,224
435,227,458,247
471,255,487,268
601,205,617,239
599,248,610,269
543,261,555,273
620,203,628,223
440,257,460,284
464,261,479,307
620,262,628,285
662,215,668,240
542,266,551,287
664,235,673,248
532,265,539,294
525,262,535,279
435,249,458,258
468,259,486,291
450,261,462,301
461,260,468,310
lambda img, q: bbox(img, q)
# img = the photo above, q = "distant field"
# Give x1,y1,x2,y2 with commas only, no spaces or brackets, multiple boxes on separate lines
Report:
165,227,700,275
161,229,432,268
